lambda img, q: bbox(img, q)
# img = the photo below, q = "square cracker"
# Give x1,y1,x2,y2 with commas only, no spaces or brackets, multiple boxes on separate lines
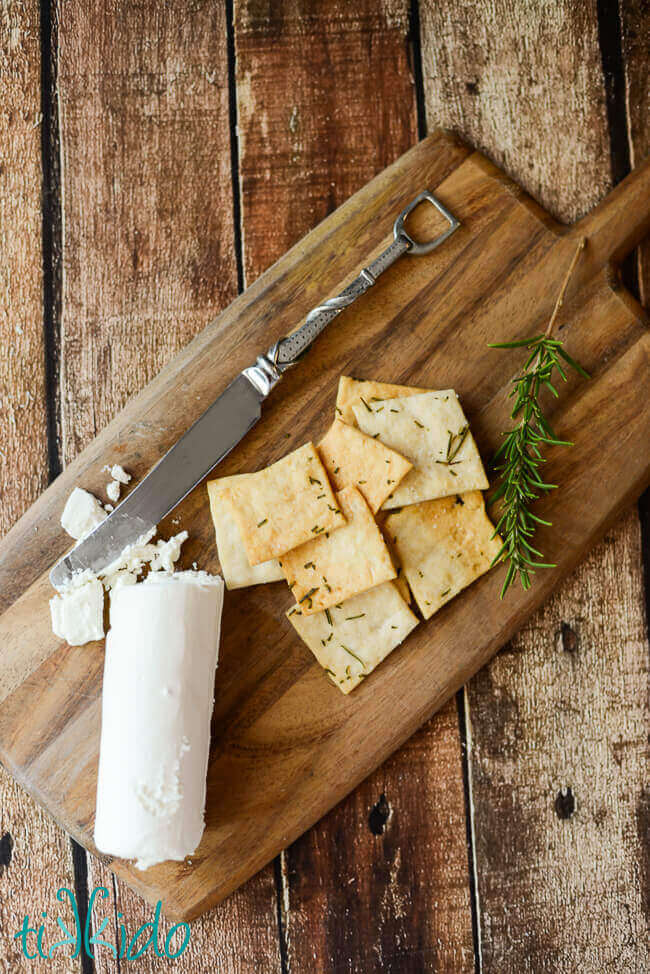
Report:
207,476,284,589
379,523,411,604
219,442,344,565
336,375,429,426
280,485,396,614
318,419,412,514
385,490,501,620
287,580,419,693
352,389,488,508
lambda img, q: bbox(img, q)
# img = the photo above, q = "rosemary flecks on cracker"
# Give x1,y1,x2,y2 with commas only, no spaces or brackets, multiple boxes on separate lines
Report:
488,237,588,598
340,645,366,671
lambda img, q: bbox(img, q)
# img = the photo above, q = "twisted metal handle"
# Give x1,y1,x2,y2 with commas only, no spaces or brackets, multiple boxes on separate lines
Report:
270,234,410,370
249,190,459,391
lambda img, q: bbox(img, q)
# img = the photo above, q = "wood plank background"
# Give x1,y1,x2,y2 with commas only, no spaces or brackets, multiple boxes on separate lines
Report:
0,0,647,971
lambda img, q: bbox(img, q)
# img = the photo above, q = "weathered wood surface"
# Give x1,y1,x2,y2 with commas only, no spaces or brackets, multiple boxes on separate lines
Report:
0,127,649,924
0,0,648,969
621,0,650,304
234,2,474,969
55,0,282,969
281,698,475,973
420,1,650,968
0,4,80,972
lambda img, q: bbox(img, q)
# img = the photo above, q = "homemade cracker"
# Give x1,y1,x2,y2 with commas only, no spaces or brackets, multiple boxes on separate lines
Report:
392,573,411,604
280,485,396,614
207,476,284,589
336,375,429,426
353,389,488,507
318,419,412,513
220,442,344,565
380,525,411,604
287,580,419,693
385,491,501,620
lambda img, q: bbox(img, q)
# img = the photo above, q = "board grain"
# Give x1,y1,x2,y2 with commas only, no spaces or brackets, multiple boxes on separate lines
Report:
420,3,650,967
234,2,475,968
0,133,648,921
53,0,283,967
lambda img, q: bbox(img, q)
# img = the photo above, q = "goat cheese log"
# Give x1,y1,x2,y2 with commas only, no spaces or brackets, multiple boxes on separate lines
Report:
94,571,224,870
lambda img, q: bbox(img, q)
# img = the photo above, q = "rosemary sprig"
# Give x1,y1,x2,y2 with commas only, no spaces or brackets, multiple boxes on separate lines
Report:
489,238,588,598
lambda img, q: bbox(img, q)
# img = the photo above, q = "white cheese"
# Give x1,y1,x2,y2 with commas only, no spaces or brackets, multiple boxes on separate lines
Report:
94,572,224,870
60,487,107,540
106,480,121,503
100,529,188,590
149,531,189,573
100,529,158,590
49,577,105,646
110,464,131,484
155,569,223,588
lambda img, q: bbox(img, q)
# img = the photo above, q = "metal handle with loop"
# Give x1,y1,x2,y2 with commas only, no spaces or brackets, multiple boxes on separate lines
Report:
244,191,460,396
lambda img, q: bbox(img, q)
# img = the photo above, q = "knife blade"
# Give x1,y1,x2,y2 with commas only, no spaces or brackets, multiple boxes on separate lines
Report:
50,190,459,589
49,373,266,588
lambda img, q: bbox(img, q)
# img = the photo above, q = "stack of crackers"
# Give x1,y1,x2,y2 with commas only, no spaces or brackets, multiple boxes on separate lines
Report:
207,376,500,694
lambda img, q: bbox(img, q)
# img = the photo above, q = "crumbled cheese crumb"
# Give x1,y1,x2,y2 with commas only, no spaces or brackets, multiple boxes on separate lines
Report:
111,464,131,485
106,480,121,503
149,532,189,573
100,529,158,590
101,529,189,590
54,474,203,649
50,577,105,646
60,487,107,540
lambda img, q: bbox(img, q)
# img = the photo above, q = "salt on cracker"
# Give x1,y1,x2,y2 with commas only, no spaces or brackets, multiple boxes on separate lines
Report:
207,476,284,589
279,485,396,614
353,389,488,508
219,442,344,565
336,375,429,426
287,580,418,693
318,419,412,514
385,491,501,620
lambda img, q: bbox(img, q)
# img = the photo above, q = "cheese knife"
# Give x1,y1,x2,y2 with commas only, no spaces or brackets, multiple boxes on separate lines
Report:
50,191,459,589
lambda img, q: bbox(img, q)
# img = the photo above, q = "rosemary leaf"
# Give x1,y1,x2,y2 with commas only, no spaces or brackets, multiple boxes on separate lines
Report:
489,237,588,598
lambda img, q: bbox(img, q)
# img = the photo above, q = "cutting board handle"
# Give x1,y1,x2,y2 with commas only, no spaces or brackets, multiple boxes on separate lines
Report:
573,154,650,269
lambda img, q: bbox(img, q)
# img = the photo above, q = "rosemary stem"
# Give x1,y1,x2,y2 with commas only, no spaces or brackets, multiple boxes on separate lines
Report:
489,236,588,597
544,237,586,339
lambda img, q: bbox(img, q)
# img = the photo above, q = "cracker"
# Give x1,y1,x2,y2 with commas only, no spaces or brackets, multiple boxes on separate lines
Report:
219,442,344,565
379,524,411,604
280,485,396,614
392,574,411,604
352,389,488,507
336,375,430,426
385,491,501,619
287,580,418,693
318,419,412,513
207,476,284,589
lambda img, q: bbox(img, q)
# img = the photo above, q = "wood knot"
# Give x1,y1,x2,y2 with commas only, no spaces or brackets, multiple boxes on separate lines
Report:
368,794,391,835
560,621,578,653
0,832,13,871
555,786,576,820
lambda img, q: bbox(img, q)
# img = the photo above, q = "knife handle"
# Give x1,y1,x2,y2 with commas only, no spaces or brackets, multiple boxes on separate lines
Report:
263,190,460,378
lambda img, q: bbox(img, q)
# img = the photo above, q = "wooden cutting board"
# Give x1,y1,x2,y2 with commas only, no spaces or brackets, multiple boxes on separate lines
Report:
0,131,649,921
